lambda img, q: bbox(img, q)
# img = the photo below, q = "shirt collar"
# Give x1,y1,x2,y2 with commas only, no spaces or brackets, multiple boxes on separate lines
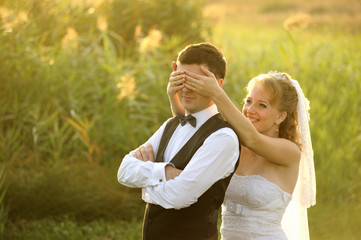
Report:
185,104,218,128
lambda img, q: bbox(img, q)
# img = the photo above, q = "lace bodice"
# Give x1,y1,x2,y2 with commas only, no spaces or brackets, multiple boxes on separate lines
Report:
221,174,292,240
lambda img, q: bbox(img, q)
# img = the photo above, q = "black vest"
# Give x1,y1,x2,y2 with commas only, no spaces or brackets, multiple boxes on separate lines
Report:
142,114,239,240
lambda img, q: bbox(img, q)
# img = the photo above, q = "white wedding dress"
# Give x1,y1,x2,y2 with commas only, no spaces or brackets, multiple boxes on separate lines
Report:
221,174,292,240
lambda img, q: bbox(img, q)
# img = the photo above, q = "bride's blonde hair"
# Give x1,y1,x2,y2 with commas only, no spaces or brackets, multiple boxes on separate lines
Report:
246,72,301,148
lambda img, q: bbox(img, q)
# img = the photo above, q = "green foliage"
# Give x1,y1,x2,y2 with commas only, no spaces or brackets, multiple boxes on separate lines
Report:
5,217,142,240
0,0,208,229
1,0,209,56
0,0,207,166
102,0,210,52
4,163,143,222
309,202,361,240
260,1,299,13
0,166,7,239
6,202,361,240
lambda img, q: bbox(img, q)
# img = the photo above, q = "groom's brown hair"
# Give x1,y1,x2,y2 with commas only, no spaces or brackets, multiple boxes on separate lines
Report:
176,42,226,80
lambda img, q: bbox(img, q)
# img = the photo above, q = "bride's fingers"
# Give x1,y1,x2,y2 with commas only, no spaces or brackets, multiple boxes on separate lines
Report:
170,71,184,77
185,75,204,88
185,67,216,81
184,71,208,85
170,74,185,83
200,65,214,77
184,70,200,79
170,75,186,86
170,79,184,88
184,74,198,82
170,75,183,82
172,84,184,92
184,81,198,92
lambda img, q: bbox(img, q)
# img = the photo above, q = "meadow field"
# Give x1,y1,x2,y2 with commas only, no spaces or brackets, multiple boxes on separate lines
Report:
1,0,360,239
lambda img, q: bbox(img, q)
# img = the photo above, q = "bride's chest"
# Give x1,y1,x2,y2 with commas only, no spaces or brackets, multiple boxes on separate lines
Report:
225,175,290,208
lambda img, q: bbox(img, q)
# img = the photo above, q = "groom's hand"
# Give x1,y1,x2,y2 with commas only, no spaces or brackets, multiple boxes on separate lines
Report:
165,165,182,180
134,144,182,180
133,144,154,162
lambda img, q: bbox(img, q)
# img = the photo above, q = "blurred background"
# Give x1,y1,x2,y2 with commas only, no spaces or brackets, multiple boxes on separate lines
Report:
0,0,360,239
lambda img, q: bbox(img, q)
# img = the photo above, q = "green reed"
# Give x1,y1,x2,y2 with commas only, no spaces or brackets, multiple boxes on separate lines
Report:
0,0,207,232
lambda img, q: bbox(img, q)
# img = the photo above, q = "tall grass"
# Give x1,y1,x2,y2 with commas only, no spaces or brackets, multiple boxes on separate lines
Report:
0,166,7,239
5,217,142,240
0,0,209,166
0,0,208,233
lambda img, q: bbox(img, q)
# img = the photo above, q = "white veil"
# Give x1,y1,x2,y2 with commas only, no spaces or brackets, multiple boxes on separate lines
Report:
282,79,316,240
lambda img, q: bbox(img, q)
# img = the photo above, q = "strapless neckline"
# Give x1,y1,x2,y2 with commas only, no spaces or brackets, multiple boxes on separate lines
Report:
233,174,292,196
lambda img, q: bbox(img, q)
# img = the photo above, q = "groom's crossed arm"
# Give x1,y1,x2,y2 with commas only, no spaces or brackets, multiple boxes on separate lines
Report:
117,123,239,210
132,144,182,180
142,129,239,209
117,142,182,188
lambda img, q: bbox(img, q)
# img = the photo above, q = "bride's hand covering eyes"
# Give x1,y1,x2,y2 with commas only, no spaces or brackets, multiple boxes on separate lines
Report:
184,66,222,97
167,70,185,97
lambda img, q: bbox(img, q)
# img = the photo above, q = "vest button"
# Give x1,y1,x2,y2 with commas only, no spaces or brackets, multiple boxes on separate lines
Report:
147,219,152,224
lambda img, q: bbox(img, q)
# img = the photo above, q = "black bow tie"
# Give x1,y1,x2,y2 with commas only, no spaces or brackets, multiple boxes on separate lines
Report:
177,113,197,127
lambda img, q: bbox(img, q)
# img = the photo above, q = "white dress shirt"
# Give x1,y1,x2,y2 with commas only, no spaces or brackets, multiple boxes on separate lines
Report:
117,104,239,209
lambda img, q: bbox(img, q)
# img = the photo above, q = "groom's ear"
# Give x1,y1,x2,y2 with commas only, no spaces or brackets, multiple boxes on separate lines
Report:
172,61,177,71
218,79,224,88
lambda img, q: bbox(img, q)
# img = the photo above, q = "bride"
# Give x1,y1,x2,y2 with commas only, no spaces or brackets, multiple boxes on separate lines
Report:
167,67,316,240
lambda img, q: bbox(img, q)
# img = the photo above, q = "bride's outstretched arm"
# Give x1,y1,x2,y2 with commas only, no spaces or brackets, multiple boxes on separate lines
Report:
184,66,300,167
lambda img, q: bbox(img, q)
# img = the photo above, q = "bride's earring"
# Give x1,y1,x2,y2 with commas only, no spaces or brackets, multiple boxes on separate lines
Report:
275,128,279,135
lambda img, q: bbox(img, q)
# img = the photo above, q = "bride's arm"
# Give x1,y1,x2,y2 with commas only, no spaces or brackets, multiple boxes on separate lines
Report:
168,90,184,116
184,67,300,167
167,62,185,116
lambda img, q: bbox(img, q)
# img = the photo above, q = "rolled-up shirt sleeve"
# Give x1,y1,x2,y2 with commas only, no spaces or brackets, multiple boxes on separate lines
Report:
142,128,239,209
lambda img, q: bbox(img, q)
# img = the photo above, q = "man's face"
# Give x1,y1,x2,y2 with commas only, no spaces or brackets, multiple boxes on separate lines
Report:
176,63,214,114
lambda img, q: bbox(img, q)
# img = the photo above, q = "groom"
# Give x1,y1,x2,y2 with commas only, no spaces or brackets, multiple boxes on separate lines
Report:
117,42,240,240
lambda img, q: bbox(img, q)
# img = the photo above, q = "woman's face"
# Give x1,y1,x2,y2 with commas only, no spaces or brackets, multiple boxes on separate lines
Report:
242,83,285,137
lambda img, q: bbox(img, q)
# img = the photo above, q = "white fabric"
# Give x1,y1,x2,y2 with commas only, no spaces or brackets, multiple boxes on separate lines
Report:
221,174,292,240
117,104,240,209
281,79,316,240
